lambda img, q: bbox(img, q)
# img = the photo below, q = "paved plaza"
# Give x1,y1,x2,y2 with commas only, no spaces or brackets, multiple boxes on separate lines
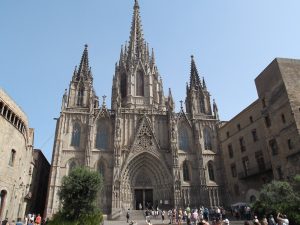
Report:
103,219,245,225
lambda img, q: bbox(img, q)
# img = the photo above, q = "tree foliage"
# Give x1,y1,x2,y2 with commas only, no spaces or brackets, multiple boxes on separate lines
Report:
49,167,103,224
252,175,300,224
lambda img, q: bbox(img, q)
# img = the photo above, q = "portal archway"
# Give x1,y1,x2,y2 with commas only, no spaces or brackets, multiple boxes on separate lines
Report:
0,190,7,220
120,152,172,210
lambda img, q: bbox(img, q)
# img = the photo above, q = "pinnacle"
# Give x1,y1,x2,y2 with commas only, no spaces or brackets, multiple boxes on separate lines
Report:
76,44,92,81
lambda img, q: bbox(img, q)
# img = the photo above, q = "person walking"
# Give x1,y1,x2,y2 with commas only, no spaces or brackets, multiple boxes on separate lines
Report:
161,210,165,224
126,209,130,223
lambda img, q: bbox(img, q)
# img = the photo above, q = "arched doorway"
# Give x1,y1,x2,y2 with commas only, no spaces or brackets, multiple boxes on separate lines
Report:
0,190,7,220
120,152,172,210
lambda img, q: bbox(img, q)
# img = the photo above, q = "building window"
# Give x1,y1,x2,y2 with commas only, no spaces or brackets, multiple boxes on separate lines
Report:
120,73,127,98
249,116,253,123
183,161,190,181
204,127,212,150
0,190,7,219
281,114,286,124
231,164,237,177
8,149,16,166
136,70,144,96
264,116,271,127
269,139,278,155
179,127,189,151
68,161,77,175
287,139,293,150
71,122,81,147
226,131,230,138
255,151,266,172
98,162,105,181
207,162,215,181
76,87,84,106
237,124,241,131
228,144,233,158
96,122,109,150
239,137,246,152
242,157,249,176
252,129,258,142
250,195,256,203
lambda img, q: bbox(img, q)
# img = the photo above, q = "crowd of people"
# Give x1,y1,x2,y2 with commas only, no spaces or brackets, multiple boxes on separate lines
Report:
127,205,290,225
1,213,46,225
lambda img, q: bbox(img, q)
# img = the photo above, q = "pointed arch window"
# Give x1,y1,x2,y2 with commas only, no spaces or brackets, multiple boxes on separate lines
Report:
183,161,190,181
208,161,215,181
120,73,127,98
96,122,109,150
204,127,212,150
98,161,105,181
179,127,189,151
0,190,7,219
77,87,84,106
71,122,81,147
136,70,144,96
68,161,77,175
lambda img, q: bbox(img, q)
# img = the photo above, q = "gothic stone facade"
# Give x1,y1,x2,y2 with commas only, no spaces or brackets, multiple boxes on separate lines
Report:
46,1,222,218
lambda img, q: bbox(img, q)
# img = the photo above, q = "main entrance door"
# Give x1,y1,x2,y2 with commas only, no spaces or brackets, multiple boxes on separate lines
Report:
134,189,153,210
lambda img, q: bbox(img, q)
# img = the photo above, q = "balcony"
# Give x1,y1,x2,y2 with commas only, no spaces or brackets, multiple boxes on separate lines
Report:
238,162,272,180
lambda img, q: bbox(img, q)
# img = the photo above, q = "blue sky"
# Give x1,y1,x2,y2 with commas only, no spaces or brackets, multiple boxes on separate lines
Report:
1,0,300,162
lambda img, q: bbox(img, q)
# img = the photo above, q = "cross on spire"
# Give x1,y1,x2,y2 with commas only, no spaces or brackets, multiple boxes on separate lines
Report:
102,95,107,107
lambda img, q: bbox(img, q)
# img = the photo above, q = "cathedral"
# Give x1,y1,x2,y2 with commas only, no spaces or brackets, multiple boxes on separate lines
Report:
46,0,222,218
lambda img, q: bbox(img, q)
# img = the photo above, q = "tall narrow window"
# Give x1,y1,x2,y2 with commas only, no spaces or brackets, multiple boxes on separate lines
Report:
183,161,190,181
287,139,293,150
231,164,237,177
252,129,258,142
77,87,84,106
264,116,271,127
69,161,77,174
242,157,249,176
8,149,16,166
239,137,246,152
71,122,81,147
255,151,266,172
136,71,144,96
96,122,109,150
0,190,7,219
281,114,286,124
204,127,212,150
269,139,278,155
179,127,189,151
208,162,215,181
120,73,127,98
98,162,105,181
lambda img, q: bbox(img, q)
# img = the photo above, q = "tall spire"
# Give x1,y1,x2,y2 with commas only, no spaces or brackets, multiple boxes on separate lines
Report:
76,44,92,81
128,0,145,60
189,55,201,90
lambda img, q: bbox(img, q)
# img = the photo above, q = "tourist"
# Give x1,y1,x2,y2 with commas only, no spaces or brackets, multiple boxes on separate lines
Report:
277,213,289,225
1,218,8,225
145,209,151,224
204,208,209,221
139,203,142,210
27,220,33,225
161,210,165,224
261,215,268,225
178,208,183,225
9,220,16,225
126,209,130,223
268,215,276,225
167,209,172,224
35,214,41,225
15,219,23,225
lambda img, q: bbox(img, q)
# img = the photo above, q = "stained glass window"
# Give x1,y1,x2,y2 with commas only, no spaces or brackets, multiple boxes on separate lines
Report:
179,127,189,151
71,122,81,147
96,122,109,150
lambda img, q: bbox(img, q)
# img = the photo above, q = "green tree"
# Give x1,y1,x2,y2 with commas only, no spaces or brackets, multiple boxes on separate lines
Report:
253,176,300,224
59,167,103,219
49,167,103,225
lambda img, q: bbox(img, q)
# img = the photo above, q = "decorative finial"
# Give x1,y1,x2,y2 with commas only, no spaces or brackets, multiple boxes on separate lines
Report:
191,55,194,59
84,44,88,48
180,100,183,110
102,95,107,107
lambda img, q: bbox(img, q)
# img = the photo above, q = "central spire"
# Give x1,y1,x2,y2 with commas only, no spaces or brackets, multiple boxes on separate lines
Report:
128,0,145,60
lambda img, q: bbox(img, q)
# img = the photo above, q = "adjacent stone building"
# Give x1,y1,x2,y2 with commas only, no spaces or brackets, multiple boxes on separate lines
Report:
219,58,300,204
46,0,223,218
0,88,34,221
